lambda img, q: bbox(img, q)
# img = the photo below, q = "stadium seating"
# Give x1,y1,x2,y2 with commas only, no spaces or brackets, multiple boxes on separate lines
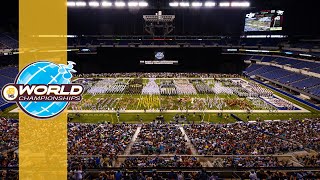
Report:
261,68,293,80
261,56,275,62
245,64,320,97
272,57,301,65
277,73,308,84
0,66,18,106
309,86,320,97
250,55,264,61
261,56,320,73
291,77,320,90
292,61,320,70
245,55,320,73
0,66,19,79
246,65,279,76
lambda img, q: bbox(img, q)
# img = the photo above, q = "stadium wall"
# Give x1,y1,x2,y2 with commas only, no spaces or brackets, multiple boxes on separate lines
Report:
70,47,246,73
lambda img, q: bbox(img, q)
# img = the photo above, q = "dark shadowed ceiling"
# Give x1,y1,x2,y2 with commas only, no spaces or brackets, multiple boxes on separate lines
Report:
1,0,319,36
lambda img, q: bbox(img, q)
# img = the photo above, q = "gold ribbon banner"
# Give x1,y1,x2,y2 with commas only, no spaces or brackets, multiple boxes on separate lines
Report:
19,0,67,179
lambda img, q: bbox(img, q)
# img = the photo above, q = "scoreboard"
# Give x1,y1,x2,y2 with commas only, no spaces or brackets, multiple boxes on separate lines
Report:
244,10,284,32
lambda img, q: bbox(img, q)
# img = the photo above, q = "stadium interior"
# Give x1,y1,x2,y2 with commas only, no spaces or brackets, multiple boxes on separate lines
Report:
0,0,320,179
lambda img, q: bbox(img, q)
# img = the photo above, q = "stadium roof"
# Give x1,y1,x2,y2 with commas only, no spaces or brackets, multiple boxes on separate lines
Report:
0,0,319,36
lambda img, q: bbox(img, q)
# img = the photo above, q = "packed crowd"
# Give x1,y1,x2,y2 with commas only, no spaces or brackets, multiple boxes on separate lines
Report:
68,155,116,170
184,122,303,155
0,118,18,153
2,114,320,180
212,156,293,168
252,118,320,151
68,169,320,180
130,124,191,155
0,151,18,168
68,123,137,156
121,156,201,168
297,154,320,167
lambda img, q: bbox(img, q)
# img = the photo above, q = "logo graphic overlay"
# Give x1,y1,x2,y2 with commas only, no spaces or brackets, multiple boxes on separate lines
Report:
155,52,165,60
1,61,83,119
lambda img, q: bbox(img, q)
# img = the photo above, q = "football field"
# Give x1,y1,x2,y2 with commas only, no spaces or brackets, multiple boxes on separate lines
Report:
7,77,319,123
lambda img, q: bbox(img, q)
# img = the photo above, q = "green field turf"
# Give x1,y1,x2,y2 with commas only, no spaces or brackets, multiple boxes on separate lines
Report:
2,78,319,124
1,104,319,124
70,92,274,111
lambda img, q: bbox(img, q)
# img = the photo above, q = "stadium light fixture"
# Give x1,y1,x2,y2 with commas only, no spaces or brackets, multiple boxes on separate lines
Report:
231,1,250,7
67,1,76,7
75,1,87,7
169,2,179,7
219,2,230,7
192,2,203,7
89,1,100,7
115,1,126,7
204,1,216,7
179,2,190,7
128,1,139,7
101,1,112,7
138,1,148,7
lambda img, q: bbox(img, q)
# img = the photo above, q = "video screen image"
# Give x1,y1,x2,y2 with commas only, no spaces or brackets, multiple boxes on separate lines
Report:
244,10,284,32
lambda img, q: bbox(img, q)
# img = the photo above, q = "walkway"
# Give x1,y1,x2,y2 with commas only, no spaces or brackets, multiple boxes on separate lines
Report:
179,125,198,155
124,126,141,155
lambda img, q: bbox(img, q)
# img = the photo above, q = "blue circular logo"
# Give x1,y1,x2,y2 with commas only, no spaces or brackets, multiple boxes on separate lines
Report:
12,61,78,119
155,52,164,60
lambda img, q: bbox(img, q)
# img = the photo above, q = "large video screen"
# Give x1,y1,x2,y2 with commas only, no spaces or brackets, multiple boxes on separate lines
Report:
244,10,284,32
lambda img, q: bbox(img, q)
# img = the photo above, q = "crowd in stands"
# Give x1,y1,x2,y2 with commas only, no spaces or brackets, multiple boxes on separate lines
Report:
297,154,320,167
131,124,191,155
0,117,18,179
0,151,18,168
213,156,293,168
69,169,320,180
0,118,18,153
251,119,320,151
121,156,201,168
68,123,137,156
1,117,320,180
184,122,303,155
